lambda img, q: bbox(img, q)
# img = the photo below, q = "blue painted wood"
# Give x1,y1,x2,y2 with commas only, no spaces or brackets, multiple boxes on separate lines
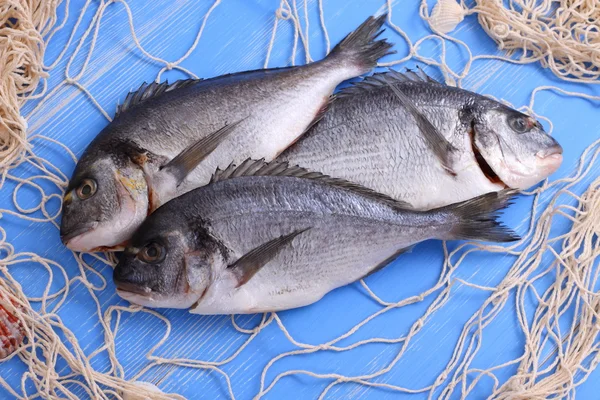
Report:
1,0,599,399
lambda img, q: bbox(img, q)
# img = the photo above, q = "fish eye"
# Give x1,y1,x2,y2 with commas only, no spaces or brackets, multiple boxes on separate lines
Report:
509,115,530,133
76,179,97,200
139,242,165,264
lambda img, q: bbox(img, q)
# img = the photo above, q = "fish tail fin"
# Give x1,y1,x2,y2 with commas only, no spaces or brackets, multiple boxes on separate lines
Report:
439,189,520,242
327,14,395,75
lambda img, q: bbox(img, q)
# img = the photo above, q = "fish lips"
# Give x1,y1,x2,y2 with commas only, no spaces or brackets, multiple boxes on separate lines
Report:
114,280,152,297
114,280,156,308
60,222,99,248
535,145,563,173
113,266,153,297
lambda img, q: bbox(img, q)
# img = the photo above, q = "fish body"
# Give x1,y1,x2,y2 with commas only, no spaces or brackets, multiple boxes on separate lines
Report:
113,160,518,314
278,70,563,210
60,15,394,252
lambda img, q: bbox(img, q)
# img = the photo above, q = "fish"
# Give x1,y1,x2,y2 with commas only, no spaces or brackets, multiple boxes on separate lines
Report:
59,15,395,252
112,159,519,314
277,69,564,210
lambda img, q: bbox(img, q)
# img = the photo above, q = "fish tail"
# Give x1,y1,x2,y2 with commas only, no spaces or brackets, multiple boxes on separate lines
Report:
440,189,520,242
327,14,395,75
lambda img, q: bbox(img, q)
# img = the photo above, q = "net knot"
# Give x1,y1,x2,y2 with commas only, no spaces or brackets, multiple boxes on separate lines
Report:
414,318,424,330
275,7,291,20
491,23,510,40
165,62,174,71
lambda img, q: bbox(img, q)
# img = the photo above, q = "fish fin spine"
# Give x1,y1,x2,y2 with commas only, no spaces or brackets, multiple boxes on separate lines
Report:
115,79,202,117
336,67,444,99
210,158,413,210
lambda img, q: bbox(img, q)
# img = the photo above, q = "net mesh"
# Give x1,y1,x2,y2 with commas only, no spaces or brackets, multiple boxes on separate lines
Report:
0,0,599,398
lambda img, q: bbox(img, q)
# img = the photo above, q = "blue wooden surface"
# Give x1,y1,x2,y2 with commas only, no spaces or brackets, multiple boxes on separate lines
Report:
1,0,600,399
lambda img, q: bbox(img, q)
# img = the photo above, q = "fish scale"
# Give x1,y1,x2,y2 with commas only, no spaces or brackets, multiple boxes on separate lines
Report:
60,15,395,252
278,70,563,210
113,160,519,314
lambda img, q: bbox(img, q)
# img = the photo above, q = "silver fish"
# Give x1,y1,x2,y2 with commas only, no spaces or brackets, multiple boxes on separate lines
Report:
277,69,563,210
60,15,394,252
113,159,519,314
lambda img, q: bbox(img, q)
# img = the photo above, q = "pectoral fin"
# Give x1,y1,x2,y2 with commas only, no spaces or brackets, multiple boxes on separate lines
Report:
160,118,246,186
386,81,457,176
228,228,310,288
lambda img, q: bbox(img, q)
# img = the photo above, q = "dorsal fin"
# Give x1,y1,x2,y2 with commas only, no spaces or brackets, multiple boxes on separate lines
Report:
115,79,202,117
210,158,412,210
336,67,443,99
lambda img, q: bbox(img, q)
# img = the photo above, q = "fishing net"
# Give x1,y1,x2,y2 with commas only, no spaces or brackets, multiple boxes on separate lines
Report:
0,0,61,169
1,0,599,398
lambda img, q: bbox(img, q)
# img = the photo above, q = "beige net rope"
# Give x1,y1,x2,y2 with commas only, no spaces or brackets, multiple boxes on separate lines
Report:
473,0,600,83
0,0,62,170
0,0,599,399
426,0,600,83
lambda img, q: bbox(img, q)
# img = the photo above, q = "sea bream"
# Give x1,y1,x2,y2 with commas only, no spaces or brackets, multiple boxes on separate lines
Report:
113,159,519,314
60,15,394,252
277,69,563,210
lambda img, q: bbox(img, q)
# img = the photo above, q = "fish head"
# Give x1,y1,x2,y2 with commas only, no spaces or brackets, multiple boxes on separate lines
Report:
60,155,149,252
471,106,563,189
113,219,226,309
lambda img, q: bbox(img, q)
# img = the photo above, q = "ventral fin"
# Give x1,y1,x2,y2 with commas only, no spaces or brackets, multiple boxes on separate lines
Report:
228,228,310,288
160,118,246,186
385,81,458,176
361,245,415,280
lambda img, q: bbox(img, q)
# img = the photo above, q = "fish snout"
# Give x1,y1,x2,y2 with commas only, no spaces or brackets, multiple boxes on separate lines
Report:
60,219,98,251
114,279,151,296
113,263,151,294
60,222,97,248
113,263,133,284
535,144,563,172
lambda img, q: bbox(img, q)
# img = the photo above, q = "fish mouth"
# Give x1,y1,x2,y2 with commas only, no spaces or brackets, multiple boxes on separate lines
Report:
87,241,130,253
115,281,152,297
535,145,563,173
469,127,506,187
60,222,99,246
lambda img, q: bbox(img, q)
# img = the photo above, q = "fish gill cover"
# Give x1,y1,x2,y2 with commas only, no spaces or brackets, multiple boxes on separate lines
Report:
0,0,599,399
